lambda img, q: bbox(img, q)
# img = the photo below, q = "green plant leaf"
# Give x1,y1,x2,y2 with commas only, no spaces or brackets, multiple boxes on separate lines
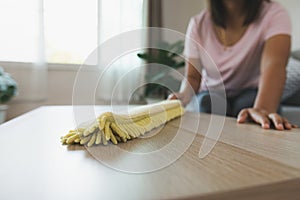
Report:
137,40,185,98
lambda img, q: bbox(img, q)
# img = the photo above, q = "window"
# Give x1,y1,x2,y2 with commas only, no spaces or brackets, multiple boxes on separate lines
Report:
0,0,144,64
0,0,41,63
44,0,97,64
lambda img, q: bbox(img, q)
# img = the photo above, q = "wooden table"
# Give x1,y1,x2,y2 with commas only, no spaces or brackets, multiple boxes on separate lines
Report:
0,106,299,200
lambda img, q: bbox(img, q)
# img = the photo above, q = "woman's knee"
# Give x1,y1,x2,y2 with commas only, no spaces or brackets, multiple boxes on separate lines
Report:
197,91,228,115
197,92,211,113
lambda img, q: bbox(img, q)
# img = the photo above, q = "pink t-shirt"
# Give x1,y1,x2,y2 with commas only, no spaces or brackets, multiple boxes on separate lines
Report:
184,1,291,97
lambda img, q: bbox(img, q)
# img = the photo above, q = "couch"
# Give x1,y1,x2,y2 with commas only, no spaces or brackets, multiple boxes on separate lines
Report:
281,50,300,126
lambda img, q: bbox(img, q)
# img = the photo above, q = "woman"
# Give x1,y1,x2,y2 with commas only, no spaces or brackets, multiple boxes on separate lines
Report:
169,0,295,130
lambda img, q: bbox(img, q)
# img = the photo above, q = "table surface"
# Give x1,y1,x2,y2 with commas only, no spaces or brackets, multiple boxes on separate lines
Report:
0,106,300,200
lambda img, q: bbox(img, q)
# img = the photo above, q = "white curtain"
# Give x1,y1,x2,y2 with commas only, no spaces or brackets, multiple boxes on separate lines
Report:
0,0,145,104
0,0,47,101
96,0,146,104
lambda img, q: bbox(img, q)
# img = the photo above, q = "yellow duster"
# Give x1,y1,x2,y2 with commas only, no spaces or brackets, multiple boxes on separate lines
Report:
61,100,185,147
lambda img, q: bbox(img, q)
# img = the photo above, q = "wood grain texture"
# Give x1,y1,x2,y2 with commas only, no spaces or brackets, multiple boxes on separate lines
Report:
183,178,300,200
169,113,300,168
0,106,299,200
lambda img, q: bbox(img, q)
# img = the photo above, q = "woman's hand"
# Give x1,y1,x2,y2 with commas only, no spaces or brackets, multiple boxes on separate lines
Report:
237,108,296,130
168,91,192,107
238,35,294,130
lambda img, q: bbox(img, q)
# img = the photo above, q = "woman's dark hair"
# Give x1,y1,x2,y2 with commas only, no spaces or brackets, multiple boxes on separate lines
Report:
209,0,270,28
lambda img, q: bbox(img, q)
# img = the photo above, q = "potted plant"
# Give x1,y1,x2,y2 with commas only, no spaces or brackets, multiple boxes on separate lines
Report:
0,66,18,124
137,40,185,102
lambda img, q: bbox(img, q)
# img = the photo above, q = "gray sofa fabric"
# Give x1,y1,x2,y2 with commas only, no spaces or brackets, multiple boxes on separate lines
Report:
281,51,300,125
292,50,300,60
281,57,300,103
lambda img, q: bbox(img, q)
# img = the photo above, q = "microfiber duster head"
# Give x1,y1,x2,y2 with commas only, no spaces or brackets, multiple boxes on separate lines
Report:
61,100,185,147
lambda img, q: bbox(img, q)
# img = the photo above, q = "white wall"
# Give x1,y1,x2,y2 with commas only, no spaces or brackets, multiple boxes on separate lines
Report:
162,0,205,40
162,0,300,50
3,64,108,120
276,0,300,50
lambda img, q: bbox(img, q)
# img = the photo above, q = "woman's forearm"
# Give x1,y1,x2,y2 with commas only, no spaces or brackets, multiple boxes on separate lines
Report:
183,74,201,96
182,61,202,97
254,35,291,113
254,64,286,113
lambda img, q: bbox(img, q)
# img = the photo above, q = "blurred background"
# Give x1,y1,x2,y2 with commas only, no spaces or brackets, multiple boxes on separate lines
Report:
0,0,299,123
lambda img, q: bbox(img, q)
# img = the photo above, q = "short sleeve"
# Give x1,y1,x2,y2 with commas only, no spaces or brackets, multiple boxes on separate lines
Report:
263,3,292,41
183,18,200,58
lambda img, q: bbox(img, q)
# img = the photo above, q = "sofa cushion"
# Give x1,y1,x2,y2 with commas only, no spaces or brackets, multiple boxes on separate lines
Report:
281,57,300,104
291,50,300,60
282,92,300,106
281,105,300,126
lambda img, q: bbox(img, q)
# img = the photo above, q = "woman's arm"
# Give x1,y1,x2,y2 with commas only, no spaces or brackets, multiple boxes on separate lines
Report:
169,58,202,106
237,35,294,130
255,35,290,112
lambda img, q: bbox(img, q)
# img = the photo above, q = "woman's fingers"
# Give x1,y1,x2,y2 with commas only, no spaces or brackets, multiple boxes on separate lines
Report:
248,109,270,129
237,108,296,130
168,93,179,100
237,109,249,123
282,117,293,130
268,113,284,130
168,92,191,106
281,118,298,129
237,108,270,129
